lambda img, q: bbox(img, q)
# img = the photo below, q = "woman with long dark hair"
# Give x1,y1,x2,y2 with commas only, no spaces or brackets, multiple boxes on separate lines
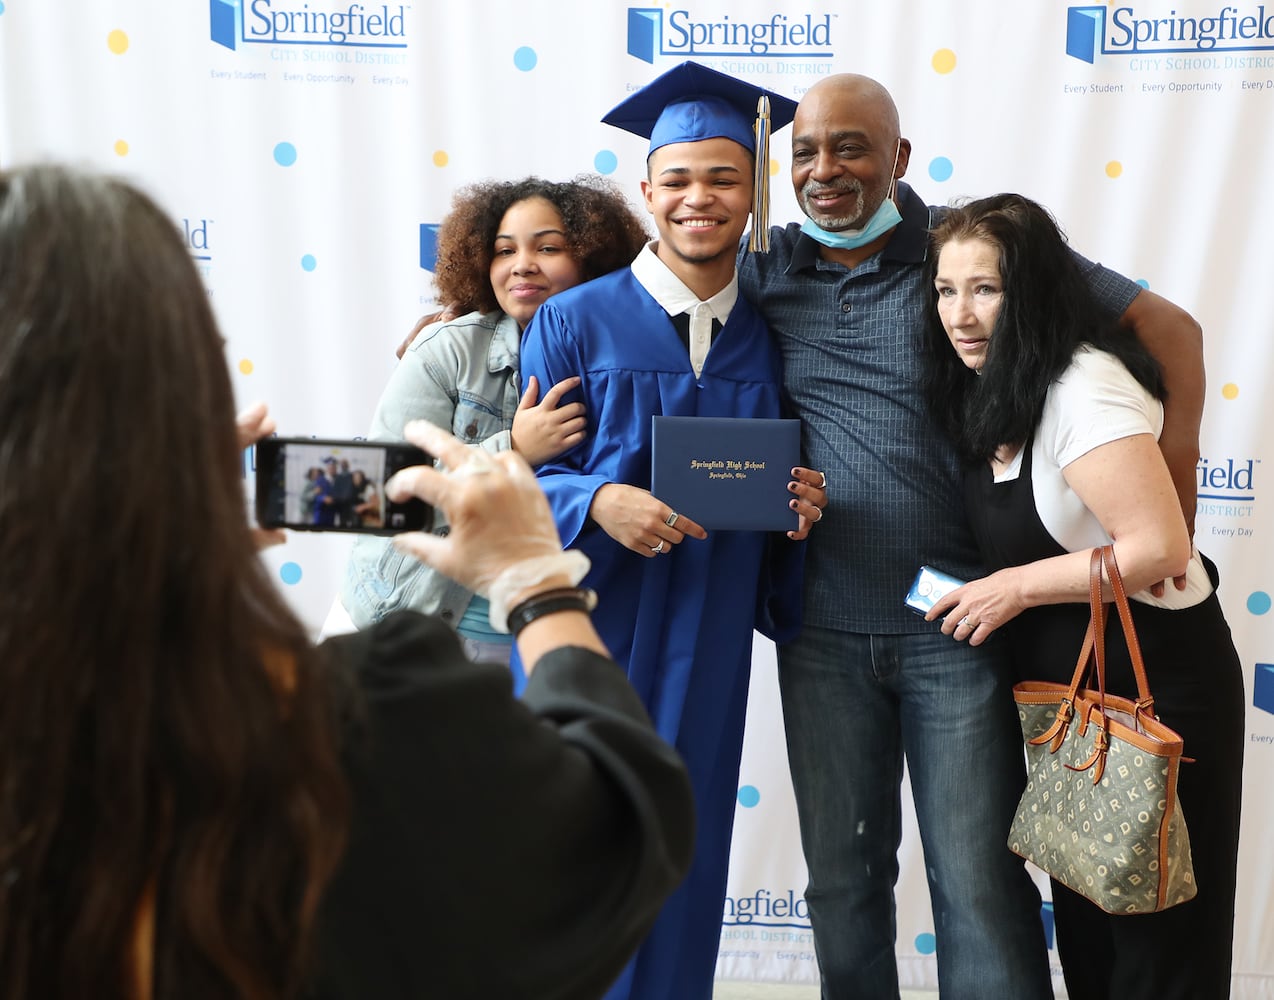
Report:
920,193,1244,998
0,164,693,1000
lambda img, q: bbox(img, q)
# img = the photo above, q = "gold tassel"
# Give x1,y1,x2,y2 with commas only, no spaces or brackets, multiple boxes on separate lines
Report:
748,94,771,253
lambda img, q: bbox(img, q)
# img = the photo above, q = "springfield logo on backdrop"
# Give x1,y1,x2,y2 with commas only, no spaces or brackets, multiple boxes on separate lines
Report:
626,6,834,64
722,888,812,928
1254,663,1274,719
1066,4,1274,66
183,216,215,294
211,0,408,51
1196,455,1260,532
1253,662,1274,718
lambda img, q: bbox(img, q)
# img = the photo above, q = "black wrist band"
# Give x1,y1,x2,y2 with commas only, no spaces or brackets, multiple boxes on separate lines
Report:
506,587,598,638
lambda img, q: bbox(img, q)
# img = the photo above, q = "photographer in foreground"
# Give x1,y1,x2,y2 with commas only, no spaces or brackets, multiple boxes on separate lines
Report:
0,164,694,1000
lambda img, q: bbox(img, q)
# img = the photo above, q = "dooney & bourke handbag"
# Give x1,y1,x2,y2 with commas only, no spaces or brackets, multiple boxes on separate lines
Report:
1007,545,1196,914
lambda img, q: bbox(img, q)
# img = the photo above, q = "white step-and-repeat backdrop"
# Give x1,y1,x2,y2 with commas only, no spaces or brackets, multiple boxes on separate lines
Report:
3,2,1272,994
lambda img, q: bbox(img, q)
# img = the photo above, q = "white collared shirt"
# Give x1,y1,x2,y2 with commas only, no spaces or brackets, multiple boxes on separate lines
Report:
630,241,737,377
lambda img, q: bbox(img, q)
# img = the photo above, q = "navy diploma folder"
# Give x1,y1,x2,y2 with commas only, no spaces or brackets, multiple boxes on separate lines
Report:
651,416,800,531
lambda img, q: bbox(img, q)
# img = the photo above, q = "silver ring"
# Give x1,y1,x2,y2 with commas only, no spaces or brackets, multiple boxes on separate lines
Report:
817,471,828,490
665,511,679,528
959,616,975,629
651,540,665,554
812,506,824,523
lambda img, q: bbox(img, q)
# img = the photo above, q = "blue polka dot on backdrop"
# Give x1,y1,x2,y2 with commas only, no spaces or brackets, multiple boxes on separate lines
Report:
1248,591,1271,615
1136,278,1151,289
514,46,537,71
594,150,619,175
0,4,7,16
915,932,937,955
273,142,297,167
280,562,303,585
737,785,761,808
301,254,317,271
929,157,953,183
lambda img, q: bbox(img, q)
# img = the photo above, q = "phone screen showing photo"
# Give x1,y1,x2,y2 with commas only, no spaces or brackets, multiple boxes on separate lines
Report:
255,438,432,535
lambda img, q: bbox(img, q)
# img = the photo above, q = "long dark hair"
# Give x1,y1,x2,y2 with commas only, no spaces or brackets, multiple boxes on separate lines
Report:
921,193,1164,463
0,166,348,999
433,174,650,313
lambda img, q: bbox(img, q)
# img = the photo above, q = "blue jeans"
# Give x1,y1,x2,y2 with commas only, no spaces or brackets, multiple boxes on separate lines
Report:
777,626,1053,1000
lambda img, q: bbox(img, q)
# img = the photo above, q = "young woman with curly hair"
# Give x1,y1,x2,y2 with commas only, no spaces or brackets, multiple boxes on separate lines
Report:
338,175,650,659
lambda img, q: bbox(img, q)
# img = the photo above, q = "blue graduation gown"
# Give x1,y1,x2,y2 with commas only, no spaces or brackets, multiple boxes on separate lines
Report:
515,269,803,1000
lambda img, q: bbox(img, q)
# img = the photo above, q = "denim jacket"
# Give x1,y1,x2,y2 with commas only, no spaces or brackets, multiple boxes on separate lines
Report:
341,310,521,630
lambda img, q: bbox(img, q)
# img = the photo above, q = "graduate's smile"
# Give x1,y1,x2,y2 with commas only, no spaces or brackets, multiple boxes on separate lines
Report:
672,216,727,230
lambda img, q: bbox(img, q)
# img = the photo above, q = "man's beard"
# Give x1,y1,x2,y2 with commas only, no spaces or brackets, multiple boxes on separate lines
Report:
799,177,880,231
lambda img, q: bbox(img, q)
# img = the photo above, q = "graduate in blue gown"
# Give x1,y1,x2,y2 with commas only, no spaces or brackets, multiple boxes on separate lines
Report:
515,62,828,1000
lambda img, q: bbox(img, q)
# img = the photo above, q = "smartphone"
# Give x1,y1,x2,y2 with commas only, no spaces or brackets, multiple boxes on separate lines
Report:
904,565,966,616
254,436,433,535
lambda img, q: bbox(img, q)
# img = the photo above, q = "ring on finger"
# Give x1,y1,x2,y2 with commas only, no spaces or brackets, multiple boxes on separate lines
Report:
811,506,824,523
959,615,977,629
665,511,679,528
651,540,666,555
817,471,828,490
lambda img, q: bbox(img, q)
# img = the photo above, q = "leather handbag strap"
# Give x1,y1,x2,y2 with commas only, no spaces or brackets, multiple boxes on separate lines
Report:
1101,544,1157,718
1037,545,1161,752
1063,548,1105,700
1090,547,1111,717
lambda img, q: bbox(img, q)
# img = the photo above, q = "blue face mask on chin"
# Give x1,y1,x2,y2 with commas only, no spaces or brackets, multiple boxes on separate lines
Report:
800,195,902,250
800,139,904,251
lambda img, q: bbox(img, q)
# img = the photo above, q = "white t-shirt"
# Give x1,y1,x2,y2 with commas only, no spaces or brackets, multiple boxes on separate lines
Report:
992,346,1212,609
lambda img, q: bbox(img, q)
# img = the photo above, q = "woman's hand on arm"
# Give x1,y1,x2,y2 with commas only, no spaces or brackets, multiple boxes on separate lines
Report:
926,433,1190,646
510,374,588,465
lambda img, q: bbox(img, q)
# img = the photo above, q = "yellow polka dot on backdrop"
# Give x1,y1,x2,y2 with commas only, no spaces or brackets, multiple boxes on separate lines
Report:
107,29,129,54
1222,383,1239,400
1105,161,1123,178
932,49,957,74
239,359,255,375
769,157,780,176
432,150,449,168
114,140,129,157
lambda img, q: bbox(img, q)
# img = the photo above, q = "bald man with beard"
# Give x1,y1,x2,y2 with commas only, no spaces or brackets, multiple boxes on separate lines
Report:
737,74,1205,1000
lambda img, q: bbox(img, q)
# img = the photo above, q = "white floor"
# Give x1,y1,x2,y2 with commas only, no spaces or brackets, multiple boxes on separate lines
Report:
713,983,932,999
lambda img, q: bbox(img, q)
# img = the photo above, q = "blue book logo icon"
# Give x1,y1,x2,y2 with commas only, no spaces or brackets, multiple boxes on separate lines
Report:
1256,663,1274,715
1065,6,1105,63
210,0,242,50
627,7,661,64
419,224,440,271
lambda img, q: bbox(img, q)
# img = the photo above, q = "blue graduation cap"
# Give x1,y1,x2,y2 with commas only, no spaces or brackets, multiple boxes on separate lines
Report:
602,61,798,252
